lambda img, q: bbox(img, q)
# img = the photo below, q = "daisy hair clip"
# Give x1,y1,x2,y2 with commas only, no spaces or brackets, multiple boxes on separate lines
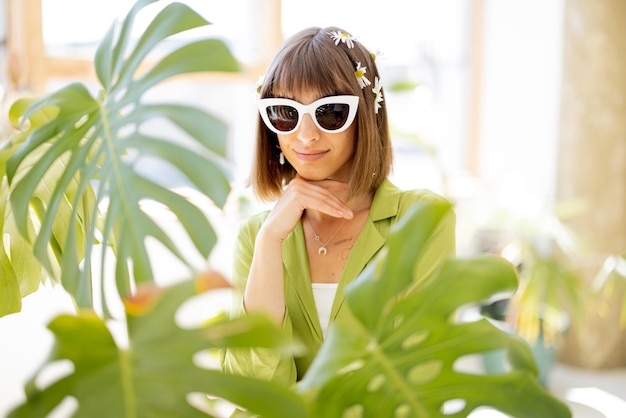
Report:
327,31,385,115
355,62,371,89
372,76,384,114
255,74,265,96
329,30,356,48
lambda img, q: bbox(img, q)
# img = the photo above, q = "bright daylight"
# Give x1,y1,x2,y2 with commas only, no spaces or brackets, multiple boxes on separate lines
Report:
0,0,625,417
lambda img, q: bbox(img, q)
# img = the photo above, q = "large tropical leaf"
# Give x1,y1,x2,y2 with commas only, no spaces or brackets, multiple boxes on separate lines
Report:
8,272,307,418
1,98,91,316
298,201,572,418
3,0,239,314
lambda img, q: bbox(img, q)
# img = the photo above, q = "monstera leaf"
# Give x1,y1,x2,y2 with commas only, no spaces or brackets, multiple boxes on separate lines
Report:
299,201,571,418
1,98,94,316
2,0,238,316
8,272,307,418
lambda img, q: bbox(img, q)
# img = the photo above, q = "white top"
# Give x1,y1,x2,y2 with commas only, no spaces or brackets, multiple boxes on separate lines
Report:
311,283,339,339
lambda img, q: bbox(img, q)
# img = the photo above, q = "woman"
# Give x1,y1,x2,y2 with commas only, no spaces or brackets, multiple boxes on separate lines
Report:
221,26,455,387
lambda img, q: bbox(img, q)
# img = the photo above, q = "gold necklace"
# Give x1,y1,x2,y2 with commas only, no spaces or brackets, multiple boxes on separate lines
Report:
307,217,348,256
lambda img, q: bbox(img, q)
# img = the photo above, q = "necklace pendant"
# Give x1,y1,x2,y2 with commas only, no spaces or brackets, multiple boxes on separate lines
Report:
308,218,347,257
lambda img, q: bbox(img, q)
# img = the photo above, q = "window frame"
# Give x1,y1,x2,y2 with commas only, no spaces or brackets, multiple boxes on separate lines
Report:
6,0,283,92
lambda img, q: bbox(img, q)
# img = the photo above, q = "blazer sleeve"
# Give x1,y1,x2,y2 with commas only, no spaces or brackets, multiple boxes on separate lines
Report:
220,215,298,387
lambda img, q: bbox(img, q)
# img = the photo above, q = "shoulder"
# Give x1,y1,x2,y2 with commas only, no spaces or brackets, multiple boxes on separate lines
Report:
237,210,270,238
398,186,449,207
371,179,452,221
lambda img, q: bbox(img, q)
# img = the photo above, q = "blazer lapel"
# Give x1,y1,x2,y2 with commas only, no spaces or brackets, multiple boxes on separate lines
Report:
330,179,401,320
282,180,403,339
283,220,324,340
330,218,385,318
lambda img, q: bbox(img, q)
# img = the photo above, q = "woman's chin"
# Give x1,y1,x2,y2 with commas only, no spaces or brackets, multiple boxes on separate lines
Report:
295,170,327,181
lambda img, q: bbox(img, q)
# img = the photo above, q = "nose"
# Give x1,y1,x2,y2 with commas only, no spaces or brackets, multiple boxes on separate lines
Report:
296,113,319,143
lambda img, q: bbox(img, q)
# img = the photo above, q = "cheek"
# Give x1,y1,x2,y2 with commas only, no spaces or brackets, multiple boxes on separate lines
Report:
332,138,356,166
341,127,357,155
276,135,288,150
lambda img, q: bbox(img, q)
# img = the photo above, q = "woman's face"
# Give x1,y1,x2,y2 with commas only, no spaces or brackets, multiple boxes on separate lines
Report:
276,91,357,182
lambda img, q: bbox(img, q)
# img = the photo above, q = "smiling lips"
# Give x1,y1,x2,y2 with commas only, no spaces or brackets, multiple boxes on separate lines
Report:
295,150,329,161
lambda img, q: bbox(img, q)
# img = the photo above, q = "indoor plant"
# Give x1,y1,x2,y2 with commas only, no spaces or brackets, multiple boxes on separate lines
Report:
473,201,586,384
592,253,626,327
1,1,572,416
1,0,238,317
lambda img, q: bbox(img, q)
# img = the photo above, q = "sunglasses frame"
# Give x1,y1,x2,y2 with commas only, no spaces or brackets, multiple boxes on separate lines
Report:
258,95,359,135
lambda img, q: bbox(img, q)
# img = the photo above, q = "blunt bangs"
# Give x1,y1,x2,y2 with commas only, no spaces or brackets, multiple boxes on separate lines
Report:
263,31,356,99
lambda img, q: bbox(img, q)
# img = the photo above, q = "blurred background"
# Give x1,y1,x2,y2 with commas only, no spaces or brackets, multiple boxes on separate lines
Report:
0,0,624,416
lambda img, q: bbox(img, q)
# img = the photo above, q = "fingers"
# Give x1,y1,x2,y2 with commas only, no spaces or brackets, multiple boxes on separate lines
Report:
288,176,353,219
294,174,350,193
259,176,353,244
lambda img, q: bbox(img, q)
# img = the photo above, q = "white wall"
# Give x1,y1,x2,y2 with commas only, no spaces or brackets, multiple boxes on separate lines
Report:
478,0,564,204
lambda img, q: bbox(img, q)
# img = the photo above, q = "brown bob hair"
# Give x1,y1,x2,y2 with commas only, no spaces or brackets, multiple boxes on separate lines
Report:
250,26,392,202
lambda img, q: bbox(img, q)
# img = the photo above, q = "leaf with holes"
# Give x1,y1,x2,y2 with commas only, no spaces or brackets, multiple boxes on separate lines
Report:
298,200,572,418
1,98,95,317
4,0,239,314
8,272,307,418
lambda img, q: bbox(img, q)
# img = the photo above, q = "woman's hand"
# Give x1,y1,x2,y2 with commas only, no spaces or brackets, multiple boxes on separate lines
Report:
261,175,354,243
244,175,353,323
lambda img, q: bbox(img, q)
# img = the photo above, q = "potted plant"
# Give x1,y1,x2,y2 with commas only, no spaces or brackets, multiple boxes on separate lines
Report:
592,253,626,326
1,1,572,416
472,201,586,384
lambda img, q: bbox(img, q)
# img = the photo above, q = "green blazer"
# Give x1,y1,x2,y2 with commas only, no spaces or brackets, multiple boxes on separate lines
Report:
221,179,456,387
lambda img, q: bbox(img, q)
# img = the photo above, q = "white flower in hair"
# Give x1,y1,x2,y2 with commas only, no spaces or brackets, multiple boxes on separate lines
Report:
255,74,265,96
372,76,384,114
370,49,384,63
355,62,371,89
329,30,356,49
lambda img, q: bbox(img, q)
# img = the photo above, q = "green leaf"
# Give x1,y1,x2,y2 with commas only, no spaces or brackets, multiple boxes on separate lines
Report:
116,2,212,86
346,199,452,329
95,0,162,88
124,132,231,206
128,39,240,99
128,104,229,158
1,103,81,316
4,0,240,314
298,201,572,418
8,275,307,418
0,246,22,316
1,131,34,316
94,18,117,89
593,255,626,328
511,245,584,345
130,173,218,258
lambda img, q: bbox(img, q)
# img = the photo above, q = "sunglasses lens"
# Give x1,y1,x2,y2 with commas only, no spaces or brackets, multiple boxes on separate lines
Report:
316,103,351,131
266,105,299,132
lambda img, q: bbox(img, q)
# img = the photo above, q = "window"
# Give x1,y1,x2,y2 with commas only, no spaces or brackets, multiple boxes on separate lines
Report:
6,0,487,194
